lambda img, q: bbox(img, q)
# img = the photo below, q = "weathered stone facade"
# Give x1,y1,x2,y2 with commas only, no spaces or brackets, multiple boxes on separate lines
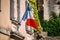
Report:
43,0,60,20
0,0,34,40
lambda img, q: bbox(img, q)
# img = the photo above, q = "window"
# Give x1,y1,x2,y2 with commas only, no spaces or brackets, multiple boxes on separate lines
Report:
10,0,14,20
17,0,20,23
0,0,1,12
10,0,20,32
10,0,20,22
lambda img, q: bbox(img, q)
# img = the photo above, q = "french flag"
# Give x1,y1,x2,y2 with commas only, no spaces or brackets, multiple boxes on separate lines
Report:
22,4,38,29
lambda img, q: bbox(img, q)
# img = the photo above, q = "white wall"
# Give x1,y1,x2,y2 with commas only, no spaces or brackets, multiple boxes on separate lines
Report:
0,0,11,30
43,0,50,20
54,5,60,16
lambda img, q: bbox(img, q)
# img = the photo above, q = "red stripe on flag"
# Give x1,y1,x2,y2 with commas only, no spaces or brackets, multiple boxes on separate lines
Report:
26,19,38,29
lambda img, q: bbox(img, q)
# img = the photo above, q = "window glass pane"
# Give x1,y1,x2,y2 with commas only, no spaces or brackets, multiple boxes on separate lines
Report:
17,0,20,22
10,0,14,20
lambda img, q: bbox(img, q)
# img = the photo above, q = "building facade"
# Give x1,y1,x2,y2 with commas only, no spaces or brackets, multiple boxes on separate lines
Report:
37,0,60,21
43,0,60,20
1,0,60,40
0,0,34,40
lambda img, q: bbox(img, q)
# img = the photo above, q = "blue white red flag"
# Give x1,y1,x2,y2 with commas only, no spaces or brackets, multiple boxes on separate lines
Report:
22,4,38,29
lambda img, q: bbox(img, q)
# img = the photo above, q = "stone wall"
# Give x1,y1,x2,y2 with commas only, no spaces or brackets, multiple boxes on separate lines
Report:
40,37,60,40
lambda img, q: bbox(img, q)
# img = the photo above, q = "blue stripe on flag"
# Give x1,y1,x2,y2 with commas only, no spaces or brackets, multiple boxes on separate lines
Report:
22,4,31,21
22,10,28,21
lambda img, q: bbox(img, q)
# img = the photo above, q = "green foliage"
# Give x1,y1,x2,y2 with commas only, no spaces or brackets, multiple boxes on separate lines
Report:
29,0,41,30
42,12,60,36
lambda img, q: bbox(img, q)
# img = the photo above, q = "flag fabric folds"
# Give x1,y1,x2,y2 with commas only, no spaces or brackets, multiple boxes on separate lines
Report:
22,4,31,21
22,4,38,29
